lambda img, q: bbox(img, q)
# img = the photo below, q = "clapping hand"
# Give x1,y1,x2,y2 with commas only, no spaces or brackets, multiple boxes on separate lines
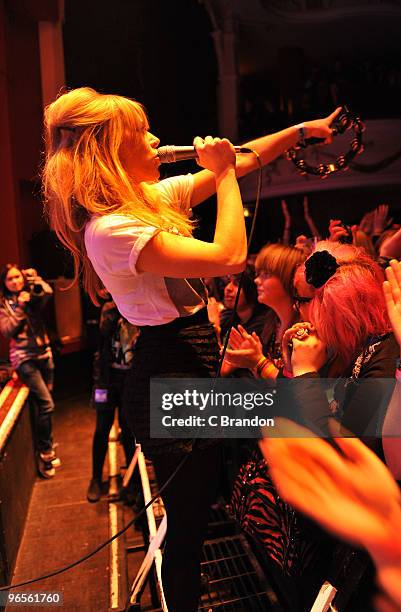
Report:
223,324,264,370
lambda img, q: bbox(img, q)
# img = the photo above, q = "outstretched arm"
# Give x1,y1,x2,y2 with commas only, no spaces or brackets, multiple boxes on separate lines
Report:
191,108,342,206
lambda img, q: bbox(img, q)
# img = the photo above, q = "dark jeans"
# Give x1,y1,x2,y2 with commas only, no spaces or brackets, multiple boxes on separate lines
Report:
152,444,222,612
17,357,54,453
92,369,135,481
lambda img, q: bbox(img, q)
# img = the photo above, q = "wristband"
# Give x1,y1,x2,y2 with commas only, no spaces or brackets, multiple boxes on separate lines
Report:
295,123,306,148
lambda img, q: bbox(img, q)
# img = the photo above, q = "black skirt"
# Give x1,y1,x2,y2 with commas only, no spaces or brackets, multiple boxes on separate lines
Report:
123,308,220,455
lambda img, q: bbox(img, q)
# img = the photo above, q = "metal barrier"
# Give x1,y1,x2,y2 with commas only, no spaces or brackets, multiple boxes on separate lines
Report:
126,446,167,610
108,440,167,611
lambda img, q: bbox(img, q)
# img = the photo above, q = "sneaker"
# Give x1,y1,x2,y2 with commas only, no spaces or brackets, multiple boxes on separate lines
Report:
51,456,61,468
87,478,102,503
42,449,61,468
50,443,61,468
38,452,56,479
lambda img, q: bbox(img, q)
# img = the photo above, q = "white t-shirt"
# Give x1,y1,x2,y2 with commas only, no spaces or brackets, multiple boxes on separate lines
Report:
84,174,208,326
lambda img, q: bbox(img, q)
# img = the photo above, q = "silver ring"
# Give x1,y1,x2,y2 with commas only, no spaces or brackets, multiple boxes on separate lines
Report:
295,328,309,339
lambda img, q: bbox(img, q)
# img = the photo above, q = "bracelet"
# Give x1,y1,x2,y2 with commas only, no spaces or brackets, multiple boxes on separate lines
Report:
259,360,278,379
254,356,268,376
295,122,306,148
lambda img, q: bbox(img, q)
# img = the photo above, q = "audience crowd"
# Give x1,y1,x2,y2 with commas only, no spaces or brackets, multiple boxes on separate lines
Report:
2,195,401,609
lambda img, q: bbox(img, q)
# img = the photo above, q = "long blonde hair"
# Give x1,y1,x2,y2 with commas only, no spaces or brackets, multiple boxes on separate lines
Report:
42,87,193,303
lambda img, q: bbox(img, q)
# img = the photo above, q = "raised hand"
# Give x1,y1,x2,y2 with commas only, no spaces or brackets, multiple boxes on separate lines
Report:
303,195,321,239
281,199,291,226
373,204,392,236
359,210,374,235
383,259,401,349
328,219,348,242
294,235,314,256
259,418,401,570
303,195,310,219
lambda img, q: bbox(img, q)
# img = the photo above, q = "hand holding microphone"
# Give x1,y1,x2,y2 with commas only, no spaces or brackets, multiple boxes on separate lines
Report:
157,141,253,163
190,136,237,176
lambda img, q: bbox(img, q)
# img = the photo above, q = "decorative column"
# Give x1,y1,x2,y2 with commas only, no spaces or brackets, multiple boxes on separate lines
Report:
38,0,65,107
203,0,239,142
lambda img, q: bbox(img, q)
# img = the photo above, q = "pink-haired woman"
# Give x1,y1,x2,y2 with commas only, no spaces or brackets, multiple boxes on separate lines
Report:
278,241,399,608
286,240,398,455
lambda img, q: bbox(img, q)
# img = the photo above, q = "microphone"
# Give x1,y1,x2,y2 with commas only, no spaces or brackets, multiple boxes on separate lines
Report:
157,145,253,163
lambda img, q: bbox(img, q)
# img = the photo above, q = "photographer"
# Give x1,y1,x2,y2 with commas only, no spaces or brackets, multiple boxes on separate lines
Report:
0,264,59,478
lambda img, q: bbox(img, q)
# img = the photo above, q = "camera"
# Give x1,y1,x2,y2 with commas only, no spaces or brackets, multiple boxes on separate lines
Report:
22,268,46,299
29,283,46,298
338,222,353,244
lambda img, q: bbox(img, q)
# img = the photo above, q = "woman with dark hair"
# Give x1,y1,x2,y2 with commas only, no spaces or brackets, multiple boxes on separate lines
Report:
42,86,337,612
219,265,270,377
0,264,59,478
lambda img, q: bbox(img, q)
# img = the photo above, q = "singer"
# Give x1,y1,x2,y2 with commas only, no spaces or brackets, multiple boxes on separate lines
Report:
42,87,338,612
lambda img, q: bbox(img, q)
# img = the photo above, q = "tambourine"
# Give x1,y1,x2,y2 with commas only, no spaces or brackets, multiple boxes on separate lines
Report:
286,105,365,178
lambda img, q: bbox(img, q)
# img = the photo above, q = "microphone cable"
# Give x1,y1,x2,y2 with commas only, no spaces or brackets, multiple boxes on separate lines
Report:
216,151,262,376
0,150,263,598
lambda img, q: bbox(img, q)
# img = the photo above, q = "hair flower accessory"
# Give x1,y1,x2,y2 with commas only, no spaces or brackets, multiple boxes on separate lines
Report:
305,250,339,288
